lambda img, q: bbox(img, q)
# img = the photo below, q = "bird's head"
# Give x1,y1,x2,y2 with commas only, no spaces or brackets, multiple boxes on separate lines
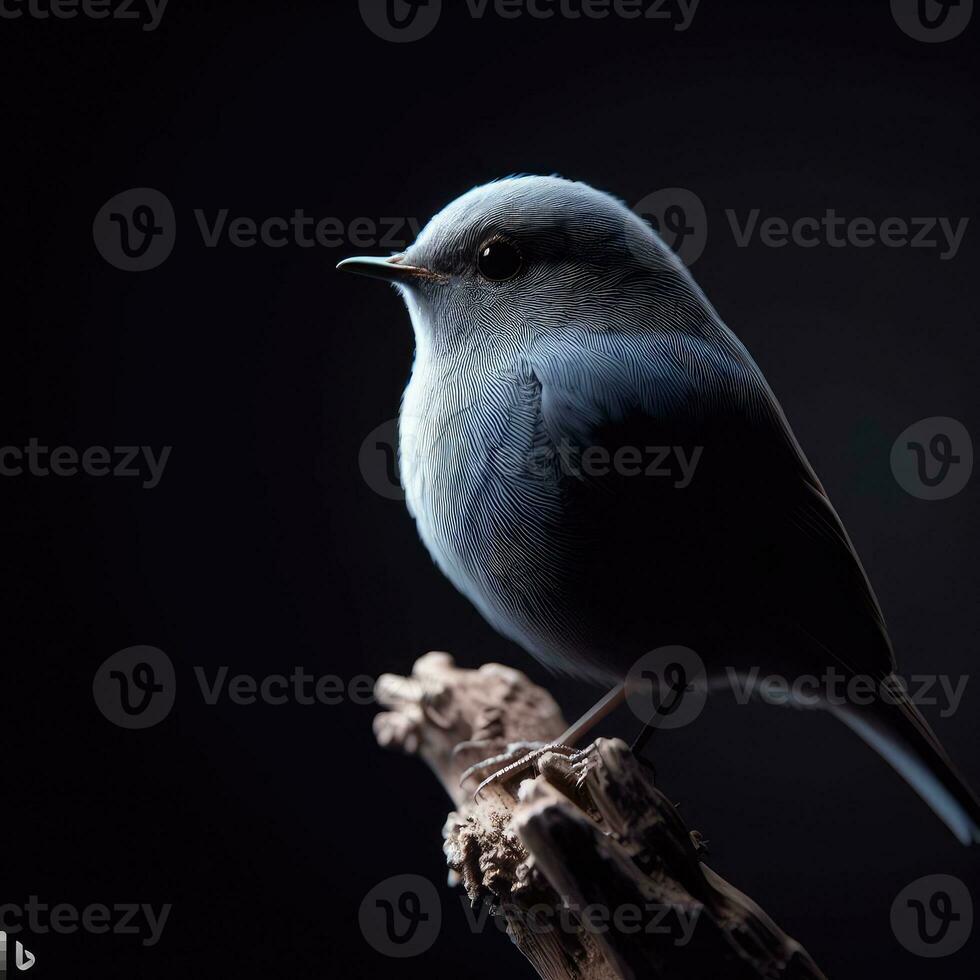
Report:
338,175,705,356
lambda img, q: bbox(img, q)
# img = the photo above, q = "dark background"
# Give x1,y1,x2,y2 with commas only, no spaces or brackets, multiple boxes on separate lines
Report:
2,0,977,976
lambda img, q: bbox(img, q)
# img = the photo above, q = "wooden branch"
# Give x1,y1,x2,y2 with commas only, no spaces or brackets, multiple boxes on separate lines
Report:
374,652,828,980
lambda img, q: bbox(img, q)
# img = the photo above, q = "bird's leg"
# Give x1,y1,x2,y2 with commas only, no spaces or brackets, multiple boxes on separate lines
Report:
457,741,555,787
556,682,626,745
468,743,584,800
461,683,626,799
631,720,657,757
629,720,659,782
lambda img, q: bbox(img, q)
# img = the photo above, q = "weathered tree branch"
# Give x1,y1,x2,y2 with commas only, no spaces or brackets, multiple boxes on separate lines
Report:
374,651,827,980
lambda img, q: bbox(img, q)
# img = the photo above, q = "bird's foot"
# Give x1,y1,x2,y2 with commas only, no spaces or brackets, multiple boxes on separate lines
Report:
457,741,545,789
460,741,586,800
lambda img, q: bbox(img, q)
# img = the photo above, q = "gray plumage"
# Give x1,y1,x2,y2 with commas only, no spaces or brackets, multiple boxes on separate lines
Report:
340,175,980,844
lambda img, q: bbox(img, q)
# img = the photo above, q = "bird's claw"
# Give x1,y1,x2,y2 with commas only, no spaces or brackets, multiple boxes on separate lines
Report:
464,742,583,801
458,741,544,789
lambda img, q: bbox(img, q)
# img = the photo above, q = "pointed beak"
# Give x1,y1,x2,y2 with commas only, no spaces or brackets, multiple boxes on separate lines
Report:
336,254,434,284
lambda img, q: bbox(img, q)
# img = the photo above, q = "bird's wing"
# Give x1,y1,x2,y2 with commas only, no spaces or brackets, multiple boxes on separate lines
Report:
526,324,895,680
527,324,980,848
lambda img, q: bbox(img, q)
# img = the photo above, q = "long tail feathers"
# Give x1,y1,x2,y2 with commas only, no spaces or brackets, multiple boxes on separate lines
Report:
829,674,980,846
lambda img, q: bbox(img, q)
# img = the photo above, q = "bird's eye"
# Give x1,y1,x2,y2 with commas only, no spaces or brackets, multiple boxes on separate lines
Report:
477,238,523,282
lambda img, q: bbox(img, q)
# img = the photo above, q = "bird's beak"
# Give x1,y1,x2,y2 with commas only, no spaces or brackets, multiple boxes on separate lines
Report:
336,254,434,284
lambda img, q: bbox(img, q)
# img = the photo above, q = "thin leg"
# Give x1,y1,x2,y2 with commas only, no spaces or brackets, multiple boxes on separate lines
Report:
465,683,626,799
558,683,626,746
631,720,657,758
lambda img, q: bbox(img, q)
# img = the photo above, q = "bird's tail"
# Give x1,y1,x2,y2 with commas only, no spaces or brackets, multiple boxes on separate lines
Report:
829,673,980,845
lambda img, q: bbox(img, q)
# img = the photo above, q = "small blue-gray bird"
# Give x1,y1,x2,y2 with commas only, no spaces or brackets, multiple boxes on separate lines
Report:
339,175,980,843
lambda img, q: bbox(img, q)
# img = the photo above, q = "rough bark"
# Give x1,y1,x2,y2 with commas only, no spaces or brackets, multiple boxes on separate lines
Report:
374,651,827,980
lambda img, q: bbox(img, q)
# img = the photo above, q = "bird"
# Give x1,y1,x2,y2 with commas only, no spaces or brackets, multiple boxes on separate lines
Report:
339,175,980,844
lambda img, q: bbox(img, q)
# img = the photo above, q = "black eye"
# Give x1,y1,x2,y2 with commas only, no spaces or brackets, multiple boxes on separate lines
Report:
477,238,522,282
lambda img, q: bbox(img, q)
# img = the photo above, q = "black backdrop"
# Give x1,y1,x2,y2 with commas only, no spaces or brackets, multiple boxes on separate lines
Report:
2,1,978,977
